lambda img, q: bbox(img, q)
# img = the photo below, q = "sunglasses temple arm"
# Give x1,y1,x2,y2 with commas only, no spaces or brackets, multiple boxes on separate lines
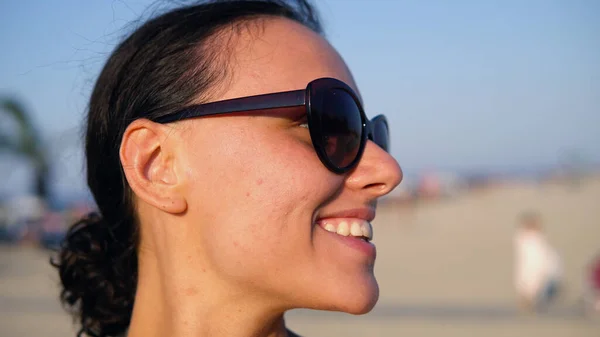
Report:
155,90,306,123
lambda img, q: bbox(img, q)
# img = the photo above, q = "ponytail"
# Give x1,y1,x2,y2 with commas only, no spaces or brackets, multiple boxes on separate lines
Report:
52,212,138,337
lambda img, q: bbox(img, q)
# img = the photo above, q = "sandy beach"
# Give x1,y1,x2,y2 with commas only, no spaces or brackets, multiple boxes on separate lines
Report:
1,175,599,337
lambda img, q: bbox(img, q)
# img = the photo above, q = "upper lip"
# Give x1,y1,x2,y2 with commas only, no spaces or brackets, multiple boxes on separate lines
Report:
316,207,376,222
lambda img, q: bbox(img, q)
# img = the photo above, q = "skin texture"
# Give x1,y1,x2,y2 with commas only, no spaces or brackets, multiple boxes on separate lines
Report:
120,17,403,337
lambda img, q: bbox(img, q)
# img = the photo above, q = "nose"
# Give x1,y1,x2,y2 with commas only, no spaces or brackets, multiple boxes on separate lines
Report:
345,140,403,198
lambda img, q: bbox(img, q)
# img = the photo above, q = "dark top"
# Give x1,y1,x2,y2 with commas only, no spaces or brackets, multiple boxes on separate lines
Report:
288,329,303,337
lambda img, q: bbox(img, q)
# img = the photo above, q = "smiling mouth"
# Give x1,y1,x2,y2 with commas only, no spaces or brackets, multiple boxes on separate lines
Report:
315,218,373,241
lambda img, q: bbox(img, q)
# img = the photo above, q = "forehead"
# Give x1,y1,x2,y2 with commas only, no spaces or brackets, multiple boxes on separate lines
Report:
215,17,359,100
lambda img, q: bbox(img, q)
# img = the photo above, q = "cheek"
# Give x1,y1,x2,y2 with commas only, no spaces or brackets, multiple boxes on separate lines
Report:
182,122,340,274
188,121,324,206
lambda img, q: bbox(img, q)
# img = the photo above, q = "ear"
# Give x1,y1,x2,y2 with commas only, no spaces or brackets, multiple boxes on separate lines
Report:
120,119,187,214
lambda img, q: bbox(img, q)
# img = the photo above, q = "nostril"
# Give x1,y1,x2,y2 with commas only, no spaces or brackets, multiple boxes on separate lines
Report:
364,182,386,190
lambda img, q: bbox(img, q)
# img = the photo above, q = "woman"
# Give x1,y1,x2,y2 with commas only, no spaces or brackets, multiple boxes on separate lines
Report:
53,1,402,336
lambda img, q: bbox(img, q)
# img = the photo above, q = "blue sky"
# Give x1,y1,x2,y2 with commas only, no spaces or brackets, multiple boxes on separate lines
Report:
0,0,599,199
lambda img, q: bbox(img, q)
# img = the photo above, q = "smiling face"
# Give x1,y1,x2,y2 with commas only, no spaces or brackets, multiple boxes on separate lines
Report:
171,17,402,314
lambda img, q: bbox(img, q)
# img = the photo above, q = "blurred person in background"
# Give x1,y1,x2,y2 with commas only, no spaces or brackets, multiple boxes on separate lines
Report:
513,211,562,313
51,1,402,337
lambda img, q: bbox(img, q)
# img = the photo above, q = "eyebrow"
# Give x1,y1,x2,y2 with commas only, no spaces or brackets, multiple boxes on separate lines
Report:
154,89,306,124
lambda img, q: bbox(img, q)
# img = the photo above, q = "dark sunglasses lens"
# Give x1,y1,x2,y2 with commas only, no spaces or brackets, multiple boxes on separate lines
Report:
319,89,363,168
372,119,389,152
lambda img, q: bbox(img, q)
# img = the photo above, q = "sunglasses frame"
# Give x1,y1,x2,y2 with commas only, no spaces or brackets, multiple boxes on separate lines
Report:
154,77,388,174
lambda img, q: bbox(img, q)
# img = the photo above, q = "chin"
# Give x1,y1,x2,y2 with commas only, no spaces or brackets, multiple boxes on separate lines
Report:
340,281,379,315
315,275,380,315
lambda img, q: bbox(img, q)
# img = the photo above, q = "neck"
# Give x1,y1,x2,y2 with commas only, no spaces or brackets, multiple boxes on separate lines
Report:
127,249,290,337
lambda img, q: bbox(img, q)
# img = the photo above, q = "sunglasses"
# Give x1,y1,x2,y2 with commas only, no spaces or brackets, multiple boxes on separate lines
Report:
154,77,389,174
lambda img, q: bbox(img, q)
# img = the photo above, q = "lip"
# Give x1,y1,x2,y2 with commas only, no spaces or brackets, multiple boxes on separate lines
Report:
316,224,377,259
314,206,377,259
316,207,376,222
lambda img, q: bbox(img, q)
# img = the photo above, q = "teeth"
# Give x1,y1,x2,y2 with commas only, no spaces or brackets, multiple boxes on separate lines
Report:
350,221,363,236
362,222,373,240
336,221,350,236
319,219,373,241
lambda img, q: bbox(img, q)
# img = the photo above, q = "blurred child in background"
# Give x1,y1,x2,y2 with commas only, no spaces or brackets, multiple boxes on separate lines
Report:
514,211,562,313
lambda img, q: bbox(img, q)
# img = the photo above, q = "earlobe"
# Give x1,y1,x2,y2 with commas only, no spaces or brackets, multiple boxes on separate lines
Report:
120,119,187,214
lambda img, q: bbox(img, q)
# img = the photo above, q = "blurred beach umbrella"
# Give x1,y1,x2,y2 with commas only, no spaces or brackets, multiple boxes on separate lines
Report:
0,96,49,201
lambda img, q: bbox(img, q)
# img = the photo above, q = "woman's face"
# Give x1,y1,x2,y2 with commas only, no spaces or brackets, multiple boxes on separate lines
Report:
173,18,402,313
